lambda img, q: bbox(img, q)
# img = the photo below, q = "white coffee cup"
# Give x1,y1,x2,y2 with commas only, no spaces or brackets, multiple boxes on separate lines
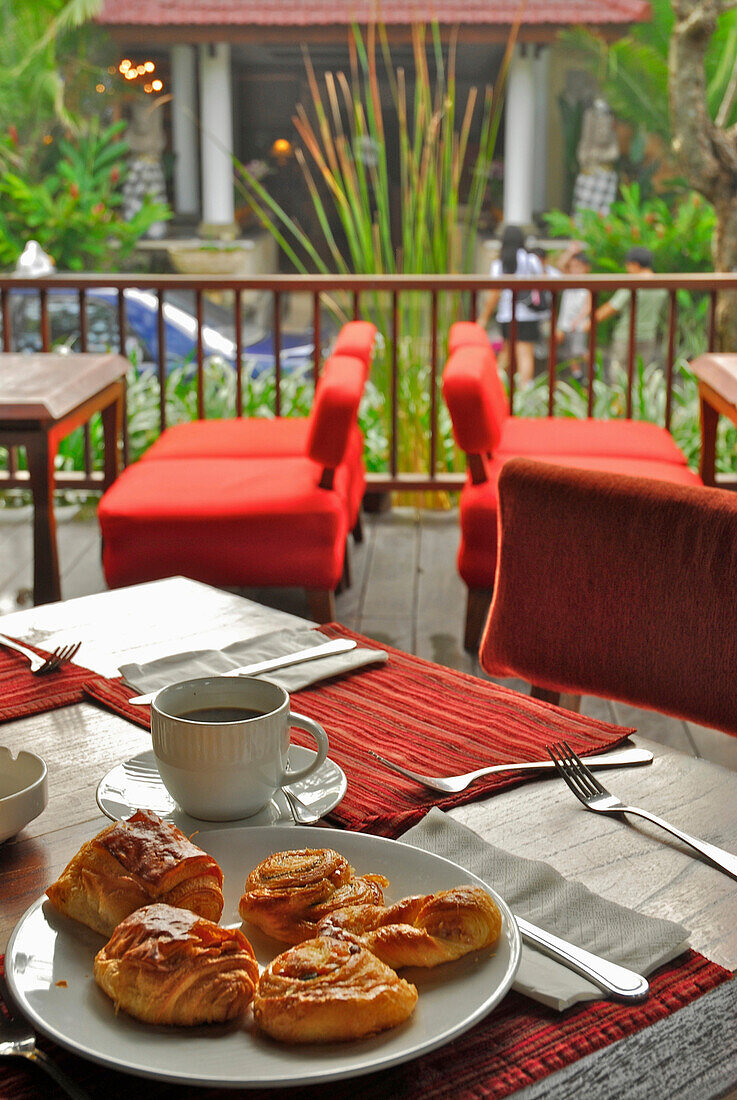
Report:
150,676,329,821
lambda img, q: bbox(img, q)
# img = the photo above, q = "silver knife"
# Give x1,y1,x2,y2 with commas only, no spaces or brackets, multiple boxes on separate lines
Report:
127,638,358,705
515,916,650,1002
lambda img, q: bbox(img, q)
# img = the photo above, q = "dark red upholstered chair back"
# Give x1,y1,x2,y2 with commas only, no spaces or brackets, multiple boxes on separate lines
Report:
480,458,737,736
307,354,366,475
442,344,510,459
332,321,378,377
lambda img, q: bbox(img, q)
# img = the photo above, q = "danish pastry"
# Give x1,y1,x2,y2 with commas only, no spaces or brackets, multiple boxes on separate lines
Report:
46,809,224,936
316,885,502,968
238,848,388,943
94,903,259,1026
253,935,418,1042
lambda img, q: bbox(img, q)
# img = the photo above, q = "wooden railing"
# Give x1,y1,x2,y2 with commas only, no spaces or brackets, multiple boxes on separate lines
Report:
1,271,734,495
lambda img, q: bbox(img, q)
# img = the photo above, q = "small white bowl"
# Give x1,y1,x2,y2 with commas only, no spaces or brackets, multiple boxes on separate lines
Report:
0,747,48,842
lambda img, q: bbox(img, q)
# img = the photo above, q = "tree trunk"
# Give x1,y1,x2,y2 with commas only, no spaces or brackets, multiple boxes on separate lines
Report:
711,193,737,350
670,1,737,350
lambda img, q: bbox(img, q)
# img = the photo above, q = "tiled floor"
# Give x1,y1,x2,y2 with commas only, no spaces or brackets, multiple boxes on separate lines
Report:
2,501,737,771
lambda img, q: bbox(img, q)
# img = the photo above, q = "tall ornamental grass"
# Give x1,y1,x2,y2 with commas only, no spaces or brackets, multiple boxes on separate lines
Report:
235,22,514,483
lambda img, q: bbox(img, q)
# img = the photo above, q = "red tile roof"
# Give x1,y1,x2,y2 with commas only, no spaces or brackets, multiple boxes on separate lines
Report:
97,1,651,27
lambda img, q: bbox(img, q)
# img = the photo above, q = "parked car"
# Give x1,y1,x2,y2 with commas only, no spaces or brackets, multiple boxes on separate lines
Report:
1,287,319,377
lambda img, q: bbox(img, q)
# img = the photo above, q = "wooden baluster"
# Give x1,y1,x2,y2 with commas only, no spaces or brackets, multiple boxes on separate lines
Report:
195,289,204,419
117,290,129,467
665,289,677,432
40,289,50,352
234,290,243,417
78,290,92,477
429,290,438,479
157,290,167,435
587,292,598,418
391,290,398,478
274,291,282,418
312,292,321,387
547,292,558,417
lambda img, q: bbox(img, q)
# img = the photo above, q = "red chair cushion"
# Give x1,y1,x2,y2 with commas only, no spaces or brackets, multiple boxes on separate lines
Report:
457,454,703,590
98,456,350,591
497,418,687,465
141,417,313,460
442,346,509,455
447,321,491,355
138,417,365,528
479,458,737,735
332,321,378,373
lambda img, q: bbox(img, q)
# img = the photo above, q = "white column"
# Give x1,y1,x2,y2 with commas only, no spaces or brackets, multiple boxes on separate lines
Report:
503,46,535,227
532,46,550,217
170,45,199,216
198,42,235,229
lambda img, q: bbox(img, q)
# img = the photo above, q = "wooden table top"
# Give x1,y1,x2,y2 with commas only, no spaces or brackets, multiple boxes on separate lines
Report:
0,352,128,423
1,577,736,1099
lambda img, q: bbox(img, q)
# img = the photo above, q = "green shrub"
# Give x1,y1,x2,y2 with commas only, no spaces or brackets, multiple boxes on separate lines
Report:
0,120,169,272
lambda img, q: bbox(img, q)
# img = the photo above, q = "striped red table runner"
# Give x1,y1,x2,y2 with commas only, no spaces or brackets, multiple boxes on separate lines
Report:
82,624,635,837
0,951,730,1100
0,639,95,723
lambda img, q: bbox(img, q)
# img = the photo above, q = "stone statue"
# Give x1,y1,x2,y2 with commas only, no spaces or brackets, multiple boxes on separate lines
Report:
122,97,168,238
573,98,620,216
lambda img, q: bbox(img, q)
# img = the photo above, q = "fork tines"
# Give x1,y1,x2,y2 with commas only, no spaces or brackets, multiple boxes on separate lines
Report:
38,641,82,675
546,741,607,804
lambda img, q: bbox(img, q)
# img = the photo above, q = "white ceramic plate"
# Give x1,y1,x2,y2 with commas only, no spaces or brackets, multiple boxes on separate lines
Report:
95,746,347,830
6,826,521,1089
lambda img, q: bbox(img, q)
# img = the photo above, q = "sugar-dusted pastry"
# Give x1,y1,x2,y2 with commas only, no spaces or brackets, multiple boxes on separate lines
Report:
238,848,388,943
253,935,417,1042
316,885,502,968
94,903,259,1026
46,809,224,936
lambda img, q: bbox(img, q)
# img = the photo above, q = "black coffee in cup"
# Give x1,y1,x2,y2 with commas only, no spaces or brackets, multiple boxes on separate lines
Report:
175,706,265,723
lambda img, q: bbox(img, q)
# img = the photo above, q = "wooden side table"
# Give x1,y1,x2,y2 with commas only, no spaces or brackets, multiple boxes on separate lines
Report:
689,353,737,486
0,353,127,605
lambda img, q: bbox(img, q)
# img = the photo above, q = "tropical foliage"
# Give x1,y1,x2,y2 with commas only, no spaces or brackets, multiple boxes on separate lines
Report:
545,183,715,359
0,120,169,271
1,0,168,272
560,0,737,149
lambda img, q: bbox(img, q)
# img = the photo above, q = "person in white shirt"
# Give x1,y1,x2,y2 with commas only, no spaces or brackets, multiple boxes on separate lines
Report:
555,251,592,380
478,225,545,386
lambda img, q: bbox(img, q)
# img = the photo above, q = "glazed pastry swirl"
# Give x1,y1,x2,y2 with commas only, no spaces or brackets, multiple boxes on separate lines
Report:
94,903,260,1026
238,848,388,943
316,885,502,968
46,809,224,936
253,935,418,1042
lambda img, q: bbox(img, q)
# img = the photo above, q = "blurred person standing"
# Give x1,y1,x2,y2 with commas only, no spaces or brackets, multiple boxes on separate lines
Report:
478,225,545,386
555,251,592,380
586,246,667,375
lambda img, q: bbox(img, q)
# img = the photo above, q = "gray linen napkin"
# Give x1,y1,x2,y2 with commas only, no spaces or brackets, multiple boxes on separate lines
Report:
119,627,388,695
404,808,690,1011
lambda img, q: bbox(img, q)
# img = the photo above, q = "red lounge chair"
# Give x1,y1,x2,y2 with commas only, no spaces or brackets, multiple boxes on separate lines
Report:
98,353,367,623
136,321,377,542
442,323,702,650
480,458,737,736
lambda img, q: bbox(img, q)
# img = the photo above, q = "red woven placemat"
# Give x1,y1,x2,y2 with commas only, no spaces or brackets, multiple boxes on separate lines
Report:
0,950,730,1100
0,639,97,723
82,624,635,838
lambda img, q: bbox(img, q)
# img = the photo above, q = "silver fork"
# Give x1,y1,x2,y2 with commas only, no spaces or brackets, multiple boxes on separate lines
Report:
0,974,93,1099
0,634,81,675
547,741,737,881
368,745,654,793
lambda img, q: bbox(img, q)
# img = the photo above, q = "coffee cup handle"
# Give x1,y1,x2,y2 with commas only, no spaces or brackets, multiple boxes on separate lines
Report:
281,711,329,785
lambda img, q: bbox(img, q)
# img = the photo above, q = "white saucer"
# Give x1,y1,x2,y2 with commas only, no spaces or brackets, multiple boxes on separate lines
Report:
96,746,347,831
